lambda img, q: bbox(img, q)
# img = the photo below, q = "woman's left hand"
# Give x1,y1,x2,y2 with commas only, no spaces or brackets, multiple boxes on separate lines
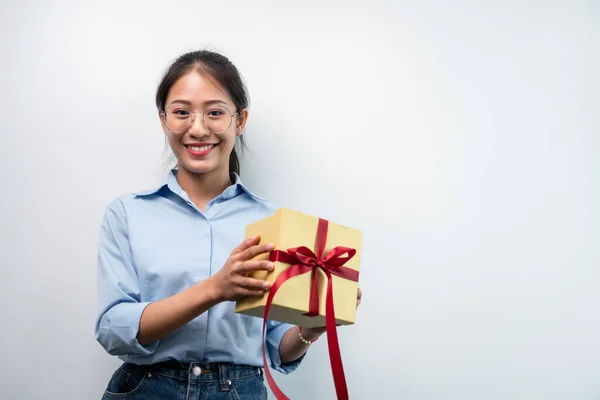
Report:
300,287,362,338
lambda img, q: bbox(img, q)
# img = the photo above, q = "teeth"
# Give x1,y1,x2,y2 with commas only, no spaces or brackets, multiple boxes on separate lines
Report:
189,144,214,151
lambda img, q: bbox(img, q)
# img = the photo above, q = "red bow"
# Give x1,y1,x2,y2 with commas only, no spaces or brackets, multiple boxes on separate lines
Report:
261,218,359,400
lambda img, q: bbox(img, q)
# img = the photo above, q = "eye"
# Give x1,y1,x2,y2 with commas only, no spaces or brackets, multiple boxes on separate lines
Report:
206,107,228,117
173,108,190,116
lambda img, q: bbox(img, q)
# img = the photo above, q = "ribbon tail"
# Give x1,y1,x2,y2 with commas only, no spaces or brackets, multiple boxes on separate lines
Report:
324,270,349,400
262,264,312,400
262,277,291,400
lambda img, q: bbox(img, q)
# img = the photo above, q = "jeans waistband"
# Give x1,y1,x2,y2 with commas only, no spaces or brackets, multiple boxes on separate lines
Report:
122,361,262,383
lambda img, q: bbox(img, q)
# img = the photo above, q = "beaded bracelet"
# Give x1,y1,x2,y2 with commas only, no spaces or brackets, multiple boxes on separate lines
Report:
298,327,319,345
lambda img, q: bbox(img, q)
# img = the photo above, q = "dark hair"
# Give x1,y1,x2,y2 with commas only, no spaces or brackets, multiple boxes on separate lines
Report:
155,50,248,175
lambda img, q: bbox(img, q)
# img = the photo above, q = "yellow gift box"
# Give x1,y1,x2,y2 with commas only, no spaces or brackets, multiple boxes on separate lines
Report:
235,208,362,328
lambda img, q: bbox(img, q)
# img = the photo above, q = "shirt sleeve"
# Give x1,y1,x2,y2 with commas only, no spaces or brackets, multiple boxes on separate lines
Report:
94,198,159,357
265,320,306,374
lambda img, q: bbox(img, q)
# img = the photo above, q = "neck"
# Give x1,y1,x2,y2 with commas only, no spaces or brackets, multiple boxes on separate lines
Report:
176,167,232,210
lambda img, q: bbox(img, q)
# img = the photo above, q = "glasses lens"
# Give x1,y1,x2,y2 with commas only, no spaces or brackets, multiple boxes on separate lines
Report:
165,106,192,133
203,106,233,134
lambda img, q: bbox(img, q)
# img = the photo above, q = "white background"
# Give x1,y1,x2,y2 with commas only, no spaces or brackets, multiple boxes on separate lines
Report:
1,1,598,399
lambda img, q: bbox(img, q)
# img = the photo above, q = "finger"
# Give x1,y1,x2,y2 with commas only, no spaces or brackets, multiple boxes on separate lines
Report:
235,276,272,291
236,287,267,297
231,235,261,256
237,260,275,274
237,242,274,261
357,288,362,299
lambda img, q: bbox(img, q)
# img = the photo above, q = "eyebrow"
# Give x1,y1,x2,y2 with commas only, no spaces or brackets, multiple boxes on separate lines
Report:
168,99,229,107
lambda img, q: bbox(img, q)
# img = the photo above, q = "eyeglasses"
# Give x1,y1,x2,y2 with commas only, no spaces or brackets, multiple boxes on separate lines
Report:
161,104,239,134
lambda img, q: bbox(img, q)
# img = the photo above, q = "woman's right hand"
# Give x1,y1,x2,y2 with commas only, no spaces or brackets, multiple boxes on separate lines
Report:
211,235,276,302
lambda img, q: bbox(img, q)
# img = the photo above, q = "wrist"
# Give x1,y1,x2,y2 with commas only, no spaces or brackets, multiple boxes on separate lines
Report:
199,277,223,305
299,326,323,343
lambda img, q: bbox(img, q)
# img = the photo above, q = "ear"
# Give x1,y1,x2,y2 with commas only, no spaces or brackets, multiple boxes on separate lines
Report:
158,110,168,135
235,109,249,137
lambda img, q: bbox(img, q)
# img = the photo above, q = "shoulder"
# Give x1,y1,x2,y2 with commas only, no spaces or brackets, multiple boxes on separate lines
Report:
103,176,168,216
234,174,279,214
100,193,137,224
239,189,279,219
249,193,278,212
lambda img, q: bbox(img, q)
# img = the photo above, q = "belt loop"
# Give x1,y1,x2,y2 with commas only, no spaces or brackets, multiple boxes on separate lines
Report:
219,363,231,392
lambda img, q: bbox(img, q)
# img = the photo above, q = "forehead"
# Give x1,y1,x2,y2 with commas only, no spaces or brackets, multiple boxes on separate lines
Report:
166,69,233,106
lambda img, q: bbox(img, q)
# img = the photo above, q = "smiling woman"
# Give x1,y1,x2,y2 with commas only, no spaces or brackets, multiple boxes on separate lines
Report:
158,73,246,210
94,50,362,400
154,52,250,201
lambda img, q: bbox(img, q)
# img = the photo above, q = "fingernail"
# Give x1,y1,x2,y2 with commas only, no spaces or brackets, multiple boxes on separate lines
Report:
266,243,274,250
263,282,271,289
267,262,274,269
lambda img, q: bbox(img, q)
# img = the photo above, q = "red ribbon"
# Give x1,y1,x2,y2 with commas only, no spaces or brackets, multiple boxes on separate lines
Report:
261,218,359,400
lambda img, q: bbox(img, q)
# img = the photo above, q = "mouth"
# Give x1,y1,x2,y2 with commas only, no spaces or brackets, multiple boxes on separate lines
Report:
185,143,219,157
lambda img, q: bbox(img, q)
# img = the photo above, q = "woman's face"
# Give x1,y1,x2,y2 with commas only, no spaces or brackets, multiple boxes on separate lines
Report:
160,70,247,177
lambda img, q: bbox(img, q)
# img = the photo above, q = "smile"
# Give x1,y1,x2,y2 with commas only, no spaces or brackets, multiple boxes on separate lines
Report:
187,144,216,151
185,143,219,157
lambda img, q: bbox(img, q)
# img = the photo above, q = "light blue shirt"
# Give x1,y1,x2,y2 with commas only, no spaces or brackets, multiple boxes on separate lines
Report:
95,170,302,374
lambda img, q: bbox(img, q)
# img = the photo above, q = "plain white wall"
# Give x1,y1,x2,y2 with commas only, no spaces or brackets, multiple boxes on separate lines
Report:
1,1,598,399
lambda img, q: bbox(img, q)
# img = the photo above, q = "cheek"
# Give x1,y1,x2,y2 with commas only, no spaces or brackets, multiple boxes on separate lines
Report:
167,133,179,144
218,132,237,149
166,134,184,154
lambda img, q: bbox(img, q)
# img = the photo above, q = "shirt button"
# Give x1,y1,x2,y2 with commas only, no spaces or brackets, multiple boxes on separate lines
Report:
192,366,202,376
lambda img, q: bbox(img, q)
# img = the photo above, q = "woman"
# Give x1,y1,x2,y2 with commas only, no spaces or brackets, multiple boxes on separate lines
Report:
95,50,361,399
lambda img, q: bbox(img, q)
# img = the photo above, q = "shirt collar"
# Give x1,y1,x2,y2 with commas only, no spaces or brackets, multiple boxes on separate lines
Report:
133,169,267,202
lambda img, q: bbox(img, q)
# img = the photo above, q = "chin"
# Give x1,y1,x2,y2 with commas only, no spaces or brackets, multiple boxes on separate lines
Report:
178,159,225,175
179,163,213,175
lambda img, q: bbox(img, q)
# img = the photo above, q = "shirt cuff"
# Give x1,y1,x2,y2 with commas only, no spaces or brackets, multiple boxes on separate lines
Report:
266,323,306,374
96,301,160,357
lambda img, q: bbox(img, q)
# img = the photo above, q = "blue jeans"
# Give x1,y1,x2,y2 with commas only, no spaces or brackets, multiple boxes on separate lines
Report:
101,361,268,399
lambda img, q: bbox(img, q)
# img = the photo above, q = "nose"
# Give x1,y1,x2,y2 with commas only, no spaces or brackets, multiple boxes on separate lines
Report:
188,113,210,138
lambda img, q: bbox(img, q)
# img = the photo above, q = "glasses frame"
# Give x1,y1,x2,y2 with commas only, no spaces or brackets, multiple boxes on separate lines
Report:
160,104,240,134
